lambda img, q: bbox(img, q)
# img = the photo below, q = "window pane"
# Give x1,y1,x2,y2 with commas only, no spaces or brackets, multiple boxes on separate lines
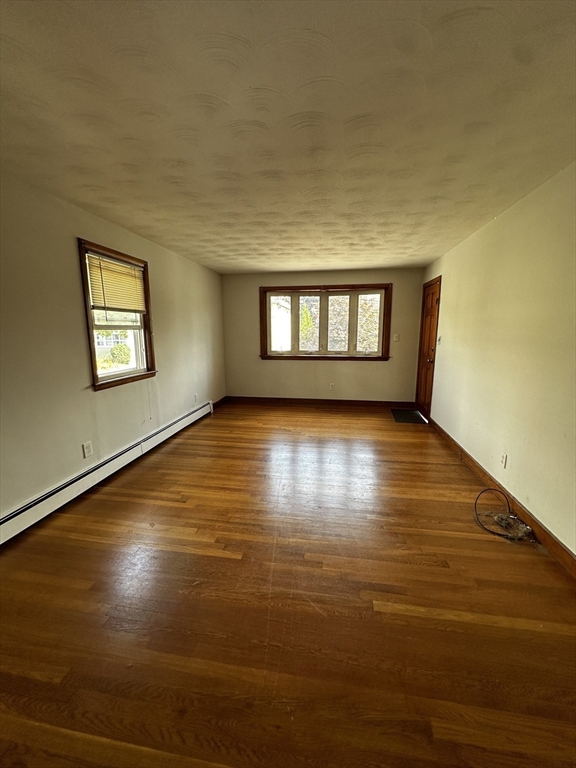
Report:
93,309,142,327
357,294,381,353
327,295,350,352
270,295,292,352
94,328,145,378
299,295,320,352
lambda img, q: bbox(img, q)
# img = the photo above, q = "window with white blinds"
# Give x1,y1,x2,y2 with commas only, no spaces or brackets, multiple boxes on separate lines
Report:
79,240,156,390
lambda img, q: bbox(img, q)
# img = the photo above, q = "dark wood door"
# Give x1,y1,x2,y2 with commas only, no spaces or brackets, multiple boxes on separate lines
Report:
416,276,441,420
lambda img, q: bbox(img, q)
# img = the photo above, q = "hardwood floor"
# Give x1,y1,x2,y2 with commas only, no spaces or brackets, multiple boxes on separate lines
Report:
1,402,575,768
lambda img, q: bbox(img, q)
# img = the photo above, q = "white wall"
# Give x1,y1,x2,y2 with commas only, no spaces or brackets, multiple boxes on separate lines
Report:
0,176,226,518
223,268,424,401
426,163,575,554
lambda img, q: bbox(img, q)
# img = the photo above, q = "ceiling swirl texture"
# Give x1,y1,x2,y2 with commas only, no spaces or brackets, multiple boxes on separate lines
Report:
1,0,574,272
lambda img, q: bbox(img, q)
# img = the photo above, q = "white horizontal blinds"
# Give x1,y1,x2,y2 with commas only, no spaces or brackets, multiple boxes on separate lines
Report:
87,253,146,313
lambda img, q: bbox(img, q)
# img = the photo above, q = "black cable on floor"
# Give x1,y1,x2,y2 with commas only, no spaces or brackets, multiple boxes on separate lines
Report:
474,488,533,541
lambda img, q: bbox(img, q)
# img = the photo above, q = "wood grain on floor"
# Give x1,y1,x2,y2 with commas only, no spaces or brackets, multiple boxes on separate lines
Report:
1,402,574,768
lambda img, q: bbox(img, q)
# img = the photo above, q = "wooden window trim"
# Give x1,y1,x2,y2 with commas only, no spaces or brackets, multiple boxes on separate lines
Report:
259,283,392,361
78,239,157,391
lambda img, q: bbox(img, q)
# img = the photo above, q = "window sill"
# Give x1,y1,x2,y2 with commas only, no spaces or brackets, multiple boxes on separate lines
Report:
260,355,390,361
93,370,157,391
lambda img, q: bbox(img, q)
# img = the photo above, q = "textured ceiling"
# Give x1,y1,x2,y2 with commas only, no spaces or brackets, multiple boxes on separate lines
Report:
1,1,574,273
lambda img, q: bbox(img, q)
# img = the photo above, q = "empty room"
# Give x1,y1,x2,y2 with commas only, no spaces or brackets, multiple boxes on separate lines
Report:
0,1,575,767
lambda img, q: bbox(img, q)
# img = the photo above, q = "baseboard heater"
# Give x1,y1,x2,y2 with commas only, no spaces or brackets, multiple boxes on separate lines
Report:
0,400,214,544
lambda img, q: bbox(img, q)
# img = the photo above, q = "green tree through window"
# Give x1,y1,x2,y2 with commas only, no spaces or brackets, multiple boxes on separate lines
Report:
261,284,392,360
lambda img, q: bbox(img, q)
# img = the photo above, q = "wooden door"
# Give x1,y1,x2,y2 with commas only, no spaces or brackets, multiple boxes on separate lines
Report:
416,276,441,420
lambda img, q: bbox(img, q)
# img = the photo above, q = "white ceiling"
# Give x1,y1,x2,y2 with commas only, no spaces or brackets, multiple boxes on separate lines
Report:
1,1,574,273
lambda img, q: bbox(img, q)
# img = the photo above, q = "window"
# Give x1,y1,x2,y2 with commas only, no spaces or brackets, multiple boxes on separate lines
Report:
78,239,156,390
260,284,392,360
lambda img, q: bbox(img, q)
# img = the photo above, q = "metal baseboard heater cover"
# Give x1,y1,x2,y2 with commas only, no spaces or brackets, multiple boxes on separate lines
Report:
0,400,214,544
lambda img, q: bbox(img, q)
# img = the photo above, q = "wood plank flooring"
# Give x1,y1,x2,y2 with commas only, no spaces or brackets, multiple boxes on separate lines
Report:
1,402,575,767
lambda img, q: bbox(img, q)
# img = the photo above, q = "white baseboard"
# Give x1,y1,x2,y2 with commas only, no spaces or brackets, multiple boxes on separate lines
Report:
0,401,213,544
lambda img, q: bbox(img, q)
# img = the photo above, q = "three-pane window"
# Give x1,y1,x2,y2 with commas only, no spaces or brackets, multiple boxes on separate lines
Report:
260,284,392,360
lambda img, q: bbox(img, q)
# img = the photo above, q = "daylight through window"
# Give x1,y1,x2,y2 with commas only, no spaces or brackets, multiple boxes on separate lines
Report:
260,284,392,360
78,239,156,390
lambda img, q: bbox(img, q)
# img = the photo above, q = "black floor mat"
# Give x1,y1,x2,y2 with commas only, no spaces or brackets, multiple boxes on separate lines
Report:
391,409,428,424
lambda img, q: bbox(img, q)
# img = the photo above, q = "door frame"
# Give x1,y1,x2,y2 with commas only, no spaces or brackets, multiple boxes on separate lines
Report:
416,275,442,420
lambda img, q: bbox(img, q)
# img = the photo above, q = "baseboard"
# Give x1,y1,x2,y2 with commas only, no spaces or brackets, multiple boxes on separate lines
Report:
429,417,576,579
0,401,214,545
222,396,416,408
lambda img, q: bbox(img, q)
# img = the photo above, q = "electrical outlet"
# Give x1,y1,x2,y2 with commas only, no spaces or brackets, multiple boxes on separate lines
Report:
329,383,335,391
194,393,198,403
82,441,93,459
500,452,507,468
437,336,442,345
393,333,400,342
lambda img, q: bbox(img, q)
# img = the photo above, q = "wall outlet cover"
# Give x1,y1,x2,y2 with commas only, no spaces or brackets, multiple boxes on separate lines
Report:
82,441,93,459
